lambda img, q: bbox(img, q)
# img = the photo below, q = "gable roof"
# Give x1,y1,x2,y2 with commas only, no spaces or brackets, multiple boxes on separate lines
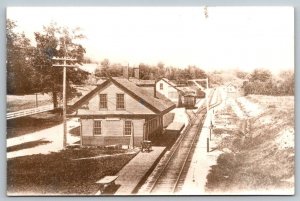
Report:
111,77,175,113
226,82,237,88
69,79,111,113
158,78,182,92
154,91,176,107
161,78,177,87
69,77,175,115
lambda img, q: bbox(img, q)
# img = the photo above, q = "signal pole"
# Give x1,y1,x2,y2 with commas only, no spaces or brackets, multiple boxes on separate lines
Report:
52,39,77,148
206,77,209,114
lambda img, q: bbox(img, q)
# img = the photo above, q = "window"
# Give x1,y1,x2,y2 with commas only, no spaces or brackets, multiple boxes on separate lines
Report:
93,120,102,135
116,94,125,109
124,120,132,136
99,94,107,109
160,83,163,90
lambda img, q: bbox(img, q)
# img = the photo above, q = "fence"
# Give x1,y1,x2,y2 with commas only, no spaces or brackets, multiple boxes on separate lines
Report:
6,105,55,120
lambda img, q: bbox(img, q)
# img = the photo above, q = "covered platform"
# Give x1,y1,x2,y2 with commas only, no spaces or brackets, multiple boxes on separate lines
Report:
165,122,185,135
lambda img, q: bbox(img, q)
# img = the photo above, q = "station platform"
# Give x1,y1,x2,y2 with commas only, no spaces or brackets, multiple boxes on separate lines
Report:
113,146,166,195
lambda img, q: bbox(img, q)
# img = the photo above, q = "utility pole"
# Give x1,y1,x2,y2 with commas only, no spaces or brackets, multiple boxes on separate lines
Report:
207,137,209,152
206,77,209,114
209,120,215,141
52,39,77,148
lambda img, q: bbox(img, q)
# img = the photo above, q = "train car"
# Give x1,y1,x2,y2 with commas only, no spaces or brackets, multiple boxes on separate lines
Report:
183,94,197,109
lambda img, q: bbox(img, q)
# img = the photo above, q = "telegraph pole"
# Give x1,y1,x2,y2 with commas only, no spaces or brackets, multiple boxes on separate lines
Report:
52,39,77,148
206,77,209,114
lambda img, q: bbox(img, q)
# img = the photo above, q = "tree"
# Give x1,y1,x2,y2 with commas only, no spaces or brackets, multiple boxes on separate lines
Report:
6,19,37,94
157,62,165,78
139,63,151,80
33,23,88,108
249,69,272,82
99,58,110,76
243,69,294,96
94,59,123,77
235,70,248,79
278,70,294,95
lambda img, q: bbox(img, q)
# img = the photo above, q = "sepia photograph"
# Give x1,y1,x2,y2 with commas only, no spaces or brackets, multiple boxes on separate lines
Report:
6,6,294,196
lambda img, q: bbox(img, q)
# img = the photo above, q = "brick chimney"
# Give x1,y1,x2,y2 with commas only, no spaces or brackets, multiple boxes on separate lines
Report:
123,65,129,79
133,67,139,80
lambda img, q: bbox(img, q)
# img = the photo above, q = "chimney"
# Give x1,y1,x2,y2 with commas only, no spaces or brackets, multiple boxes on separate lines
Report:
134,67,139,80
123,65,129,79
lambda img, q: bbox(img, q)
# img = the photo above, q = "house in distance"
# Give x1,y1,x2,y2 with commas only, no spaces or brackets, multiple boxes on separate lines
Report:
155,78,183,107
226,83,237,93
68,77,175,147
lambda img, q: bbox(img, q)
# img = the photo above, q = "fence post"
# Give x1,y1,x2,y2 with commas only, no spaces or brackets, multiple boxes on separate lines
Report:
207,137,209,152
35,93,38,107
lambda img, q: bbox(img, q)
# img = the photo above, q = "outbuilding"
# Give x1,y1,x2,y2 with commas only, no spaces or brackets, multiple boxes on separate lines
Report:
155,78,183,107
226,83,237,93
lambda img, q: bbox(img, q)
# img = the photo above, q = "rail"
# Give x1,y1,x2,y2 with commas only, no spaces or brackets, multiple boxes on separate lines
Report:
173,88,221,192
147,88,220,194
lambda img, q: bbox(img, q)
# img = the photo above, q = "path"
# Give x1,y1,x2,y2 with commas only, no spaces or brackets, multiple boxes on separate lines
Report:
180,103,223,194
113,146,166,195
7,118,80,159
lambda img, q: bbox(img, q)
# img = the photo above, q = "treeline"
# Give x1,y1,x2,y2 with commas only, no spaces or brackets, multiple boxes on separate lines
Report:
242,69,294,96
7,19,89,107
94,59,208,84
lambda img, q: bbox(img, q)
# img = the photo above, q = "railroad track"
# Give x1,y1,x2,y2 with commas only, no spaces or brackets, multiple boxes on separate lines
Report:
146,88,221,195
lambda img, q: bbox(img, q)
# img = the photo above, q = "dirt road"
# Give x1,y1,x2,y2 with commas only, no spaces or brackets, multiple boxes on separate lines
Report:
7,118,80,159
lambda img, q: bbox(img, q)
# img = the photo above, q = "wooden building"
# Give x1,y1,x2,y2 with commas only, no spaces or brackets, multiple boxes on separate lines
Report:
226,83,237,93
155,78,183,107
69,77,175,147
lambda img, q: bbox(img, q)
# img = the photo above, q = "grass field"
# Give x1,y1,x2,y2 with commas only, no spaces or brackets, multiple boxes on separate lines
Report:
6,85,95,113
7,147,137,195
7,94,53,113
206,95,294,194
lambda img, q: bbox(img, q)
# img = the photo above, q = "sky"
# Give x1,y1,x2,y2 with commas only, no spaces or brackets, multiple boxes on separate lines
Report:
7,7,294,73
